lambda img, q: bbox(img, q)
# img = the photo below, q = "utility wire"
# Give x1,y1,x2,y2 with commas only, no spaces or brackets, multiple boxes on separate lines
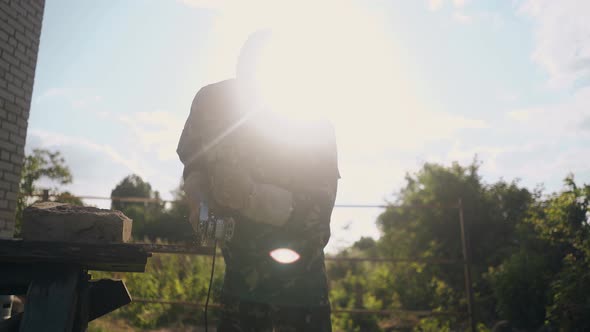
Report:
28,193,391,208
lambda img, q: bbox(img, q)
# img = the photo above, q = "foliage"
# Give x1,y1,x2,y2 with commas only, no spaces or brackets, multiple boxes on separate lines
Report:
54,191,84,205
110,175,194,242
485,250,552,329
143,179,195,243
545,253,590,330
352,160,532,330
91,249,224,329
19,149,73,196
325,160,590,331
111,174,158,211
87,318,135,332
110,174,161,239
413,317,452,332
15,149,75,233
32,152,590,330
526,176,590,329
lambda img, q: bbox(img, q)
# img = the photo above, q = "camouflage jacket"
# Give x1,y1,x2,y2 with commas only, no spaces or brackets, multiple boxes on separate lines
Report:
177,79,339,306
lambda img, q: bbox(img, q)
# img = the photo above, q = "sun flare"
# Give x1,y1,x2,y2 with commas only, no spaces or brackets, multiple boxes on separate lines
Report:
204,0,433,156
269,248,301,264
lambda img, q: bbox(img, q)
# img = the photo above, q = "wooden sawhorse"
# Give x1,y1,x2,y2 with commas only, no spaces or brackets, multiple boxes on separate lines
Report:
0,239,151,332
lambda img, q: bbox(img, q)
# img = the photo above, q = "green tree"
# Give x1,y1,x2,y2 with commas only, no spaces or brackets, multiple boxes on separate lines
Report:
54,191,84,205
110,175,195,242
144,179,195,243
377,162,532,314
524,175,590,329
16,149,74,232
19,149,73,196
111,174,157,211
486,250,554,329
110,174,165,239
329,160,534,330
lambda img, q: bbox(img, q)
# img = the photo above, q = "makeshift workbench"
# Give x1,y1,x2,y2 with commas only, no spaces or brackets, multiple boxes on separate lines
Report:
0,239,151,332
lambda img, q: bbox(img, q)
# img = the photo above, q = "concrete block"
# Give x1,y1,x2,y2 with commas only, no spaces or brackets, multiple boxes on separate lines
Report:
22,202,133,243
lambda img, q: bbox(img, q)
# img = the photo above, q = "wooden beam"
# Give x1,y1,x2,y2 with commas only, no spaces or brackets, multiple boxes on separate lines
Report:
0,240,150,273
19,265,80,332
135,243,215,256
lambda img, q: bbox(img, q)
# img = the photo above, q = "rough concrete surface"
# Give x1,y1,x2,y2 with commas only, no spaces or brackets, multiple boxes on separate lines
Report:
22,202,132,243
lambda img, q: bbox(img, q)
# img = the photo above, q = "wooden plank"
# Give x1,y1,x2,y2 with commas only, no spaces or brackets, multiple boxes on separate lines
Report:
135,243,215,256
0,240,150,272
72,273,90,332
19,265,80,332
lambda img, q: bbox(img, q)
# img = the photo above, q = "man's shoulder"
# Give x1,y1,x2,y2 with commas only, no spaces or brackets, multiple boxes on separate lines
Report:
196,79,238,98
190,79,240,115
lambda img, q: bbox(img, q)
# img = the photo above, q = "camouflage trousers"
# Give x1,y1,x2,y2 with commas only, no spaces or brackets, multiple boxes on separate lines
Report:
217,298,332,332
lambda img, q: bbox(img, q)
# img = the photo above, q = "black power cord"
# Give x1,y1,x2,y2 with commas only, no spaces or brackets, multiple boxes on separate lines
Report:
204,239,217,332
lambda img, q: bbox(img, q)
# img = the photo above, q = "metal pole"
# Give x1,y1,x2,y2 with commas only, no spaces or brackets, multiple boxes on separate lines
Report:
355,282,363,309
459,198,476,332
42,189,49,202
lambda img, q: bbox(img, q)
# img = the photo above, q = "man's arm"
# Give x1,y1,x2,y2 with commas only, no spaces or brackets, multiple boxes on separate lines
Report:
292,122,340,249
208,159,294,226
178,88,211,233
178,82,295,228
183,171,206,235
288,177,337,251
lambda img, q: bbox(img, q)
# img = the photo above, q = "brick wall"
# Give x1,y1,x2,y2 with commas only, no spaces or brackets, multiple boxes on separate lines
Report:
0,0,45,238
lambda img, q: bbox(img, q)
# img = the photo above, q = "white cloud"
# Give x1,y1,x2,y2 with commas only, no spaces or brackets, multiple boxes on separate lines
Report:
38,87,70,99
118,111,185,161
507,109,534,121
428,0,444,11
30,86,188,200
426,0,479,25
327,207,384,253
437,140,542,175
520,0,590,87
453,0,468,7
426,0,469,11
27,129,153,179
482,11,505,30
434,85,590,191
37,89,183,163
25,129,162,205
507,86,590,137
490,2,590,186
498,91,519,102
453,11,473,24
34,87,103,109
178,0,226,9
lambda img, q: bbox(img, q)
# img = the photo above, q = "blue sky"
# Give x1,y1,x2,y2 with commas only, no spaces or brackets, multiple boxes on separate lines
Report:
27,0,590,252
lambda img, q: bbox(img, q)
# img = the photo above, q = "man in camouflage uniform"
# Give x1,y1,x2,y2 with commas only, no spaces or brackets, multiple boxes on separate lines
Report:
177,32,339,332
